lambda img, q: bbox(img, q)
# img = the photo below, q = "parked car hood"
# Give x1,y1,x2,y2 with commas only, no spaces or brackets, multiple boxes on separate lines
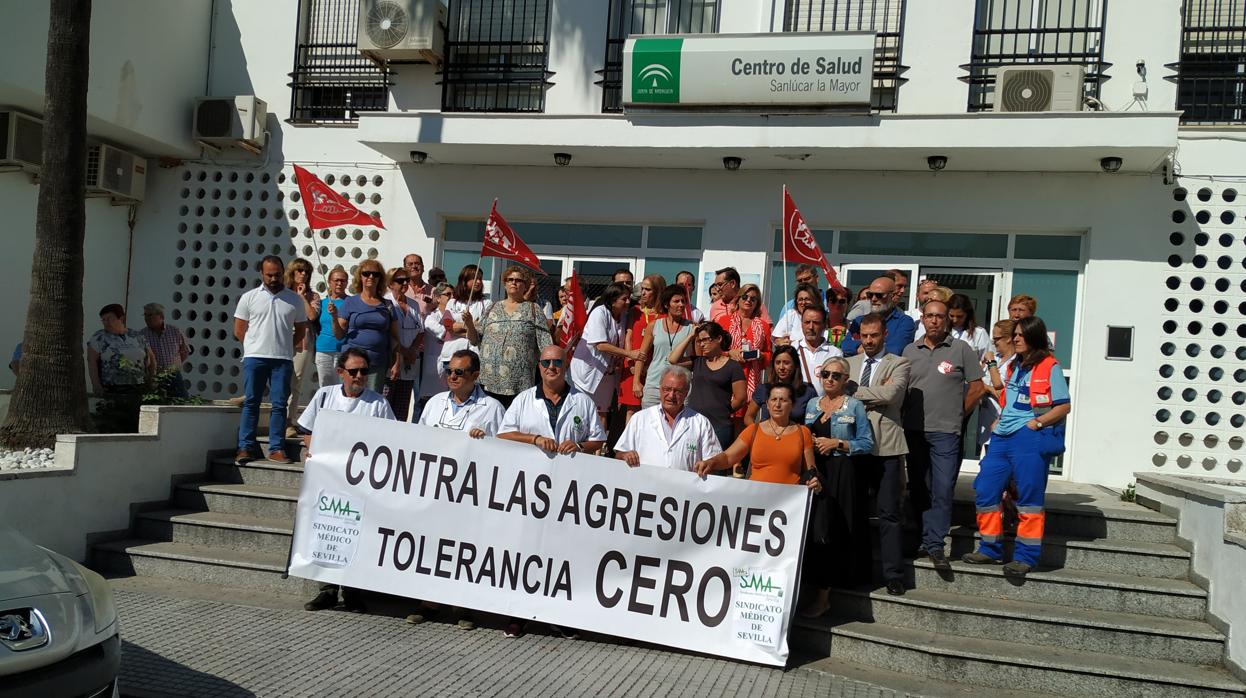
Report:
0,528,76,602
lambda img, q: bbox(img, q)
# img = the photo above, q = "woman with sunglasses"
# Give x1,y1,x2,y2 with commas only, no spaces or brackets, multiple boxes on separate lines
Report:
634,284,694,409
825,287,851,348
978,318,1017,452
694,383,822,490
314,265,350,388
717,283,771,429
570,282,647,419
447,264,492,347
384,267,425,421
464,265,552,408
801,357,874,616
620,274,665,423
415,282,456,419
670,322,746,456
329,259,400,395
772,283,824,347
744,345,816,427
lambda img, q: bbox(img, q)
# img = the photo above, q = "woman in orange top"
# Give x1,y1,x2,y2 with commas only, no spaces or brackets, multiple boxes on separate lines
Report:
695,383,821,492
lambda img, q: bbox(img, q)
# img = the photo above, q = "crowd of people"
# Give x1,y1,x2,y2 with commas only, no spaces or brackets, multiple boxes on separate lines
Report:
224,253,1068,634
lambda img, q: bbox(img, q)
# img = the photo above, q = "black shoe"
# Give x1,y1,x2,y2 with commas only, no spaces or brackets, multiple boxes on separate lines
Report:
885,579,906,596
341,589,367,613
550,624,580,640
928,549,951,570
504,621,524,638
962,551,1002,565
303,590,337,611
1002,561,1032,578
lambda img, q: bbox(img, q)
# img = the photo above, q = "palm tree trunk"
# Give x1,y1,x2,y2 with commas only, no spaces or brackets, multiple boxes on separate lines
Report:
1,0,94,447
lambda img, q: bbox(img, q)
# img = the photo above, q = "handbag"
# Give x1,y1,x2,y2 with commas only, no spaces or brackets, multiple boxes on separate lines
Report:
802,452,848,546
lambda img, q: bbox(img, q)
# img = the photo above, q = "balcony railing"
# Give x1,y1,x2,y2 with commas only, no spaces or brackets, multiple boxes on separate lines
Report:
441,0,554,113
965,0,1108,112
289,0,392,124
1175,0,1246,124
783,0,907,112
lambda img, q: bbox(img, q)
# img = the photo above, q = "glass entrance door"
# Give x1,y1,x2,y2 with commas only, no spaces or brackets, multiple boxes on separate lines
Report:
533,256,637,314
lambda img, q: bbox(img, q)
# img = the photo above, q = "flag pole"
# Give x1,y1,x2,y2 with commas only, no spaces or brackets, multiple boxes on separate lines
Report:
782,185,789,317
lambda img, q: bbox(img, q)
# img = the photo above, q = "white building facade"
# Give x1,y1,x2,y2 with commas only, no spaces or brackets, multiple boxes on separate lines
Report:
1,0,1244,491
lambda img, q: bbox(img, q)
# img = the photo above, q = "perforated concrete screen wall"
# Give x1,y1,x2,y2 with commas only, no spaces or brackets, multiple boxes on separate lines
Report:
172,166,386,398
1156,183,1246,476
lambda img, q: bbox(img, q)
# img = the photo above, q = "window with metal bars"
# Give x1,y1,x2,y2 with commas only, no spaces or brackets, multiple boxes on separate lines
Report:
965,0,1107,112
1176,0,1246,124
289,0,392,124
598,0,721,113
782,0,907,112
442,0,553,112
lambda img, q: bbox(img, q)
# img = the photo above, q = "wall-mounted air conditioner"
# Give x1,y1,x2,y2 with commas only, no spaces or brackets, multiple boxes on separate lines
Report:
193,96,267,150
0,110,44,174
86,144,147,203
994,65,1085,112
358,0,446,65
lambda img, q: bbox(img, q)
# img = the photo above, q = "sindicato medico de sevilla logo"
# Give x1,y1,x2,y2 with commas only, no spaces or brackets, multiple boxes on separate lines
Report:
631,37,682,103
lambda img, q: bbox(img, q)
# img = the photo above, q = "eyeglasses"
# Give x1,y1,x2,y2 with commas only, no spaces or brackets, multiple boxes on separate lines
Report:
740,295,759,303
392,277,409,285
539,358,565,369
865,291,889,299
819,370,848,380
361,271,382,278
446,368,473,377
342,367,369,377
504,277,527,285
992,335,1009,343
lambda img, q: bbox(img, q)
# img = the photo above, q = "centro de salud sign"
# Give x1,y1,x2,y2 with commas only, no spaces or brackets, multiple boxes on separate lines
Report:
623,32,876,109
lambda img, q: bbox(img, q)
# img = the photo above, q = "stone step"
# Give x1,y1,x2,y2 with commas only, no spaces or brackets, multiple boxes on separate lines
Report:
945,525,1192,579
135,509,292,556
794,587,1225,666
797,655,1054,698
210,457,306,489
92,539,316,596
910,558,1208,620
174,482,299,520
829,621,1246,697
949,486,1179,545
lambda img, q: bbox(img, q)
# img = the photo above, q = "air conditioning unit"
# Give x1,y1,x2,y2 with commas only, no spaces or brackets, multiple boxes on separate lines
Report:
358,0,446,65
85,144,147,203
0,110,44,174
994,65,1086,112
193,96,267,148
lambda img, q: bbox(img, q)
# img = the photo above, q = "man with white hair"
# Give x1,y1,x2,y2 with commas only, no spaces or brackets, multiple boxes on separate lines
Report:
614,365,721,470
141,302,191,397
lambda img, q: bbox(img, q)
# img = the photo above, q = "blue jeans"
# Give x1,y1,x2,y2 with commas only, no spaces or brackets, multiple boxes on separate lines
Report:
238,357,293,453
905,430,963,555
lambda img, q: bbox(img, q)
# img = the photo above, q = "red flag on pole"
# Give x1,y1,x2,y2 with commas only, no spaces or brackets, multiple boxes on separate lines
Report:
482,200,545,274
558,270,588,348
292,164,385,230
782,186,844,293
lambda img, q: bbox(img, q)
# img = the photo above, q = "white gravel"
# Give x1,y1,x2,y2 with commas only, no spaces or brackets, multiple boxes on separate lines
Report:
0,447,56,471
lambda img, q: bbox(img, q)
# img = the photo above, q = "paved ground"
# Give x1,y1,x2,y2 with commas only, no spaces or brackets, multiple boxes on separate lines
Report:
112,578,905,698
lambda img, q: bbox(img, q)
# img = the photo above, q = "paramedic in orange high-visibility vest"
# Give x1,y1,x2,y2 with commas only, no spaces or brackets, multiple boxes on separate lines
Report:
962,316,1070,579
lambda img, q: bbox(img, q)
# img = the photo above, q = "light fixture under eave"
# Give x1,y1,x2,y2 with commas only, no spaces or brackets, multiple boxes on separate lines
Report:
409,150,427,164
927,155,948,171
723,156,743,171
554,152,572,167
1100,156,1123,173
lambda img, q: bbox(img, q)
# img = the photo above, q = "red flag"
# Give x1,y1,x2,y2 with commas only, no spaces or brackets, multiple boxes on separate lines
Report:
558,270,588,348
482,200,545,274
292,164,385,230
782,186,844,293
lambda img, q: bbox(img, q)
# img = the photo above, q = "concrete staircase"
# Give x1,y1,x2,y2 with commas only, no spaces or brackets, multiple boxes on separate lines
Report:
792,481,1246,697
91,442,1246,695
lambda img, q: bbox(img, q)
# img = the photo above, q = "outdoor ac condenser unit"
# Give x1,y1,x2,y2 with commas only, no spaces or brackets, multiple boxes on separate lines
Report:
0,110,44,174
994,65,1086,112
193,96,267,148
357,0,446,65
85,143,147,203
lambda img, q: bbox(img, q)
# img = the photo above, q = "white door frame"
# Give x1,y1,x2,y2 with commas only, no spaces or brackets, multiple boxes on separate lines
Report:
837,263,922,311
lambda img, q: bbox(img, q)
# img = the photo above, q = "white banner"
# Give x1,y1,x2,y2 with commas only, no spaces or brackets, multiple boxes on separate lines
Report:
288,411,811,666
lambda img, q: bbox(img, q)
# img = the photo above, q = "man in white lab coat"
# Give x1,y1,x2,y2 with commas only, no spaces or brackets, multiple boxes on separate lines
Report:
499,345,607,455
614,366,721,471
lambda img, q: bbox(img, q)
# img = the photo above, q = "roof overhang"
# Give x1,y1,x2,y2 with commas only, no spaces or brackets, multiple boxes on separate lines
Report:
358,110,1179,174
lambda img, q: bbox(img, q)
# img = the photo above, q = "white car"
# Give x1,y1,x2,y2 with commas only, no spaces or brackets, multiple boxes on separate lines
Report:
0,526,120,697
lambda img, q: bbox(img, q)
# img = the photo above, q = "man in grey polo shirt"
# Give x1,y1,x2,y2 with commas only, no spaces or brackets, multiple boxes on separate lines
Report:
902,299,986,569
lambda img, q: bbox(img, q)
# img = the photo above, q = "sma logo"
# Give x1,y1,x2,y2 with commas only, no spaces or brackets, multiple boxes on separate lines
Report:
738,573,782,596
318,495,361,521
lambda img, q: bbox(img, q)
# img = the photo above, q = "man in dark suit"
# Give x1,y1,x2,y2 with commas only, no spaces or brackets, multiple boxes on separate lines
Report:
847,313,912,596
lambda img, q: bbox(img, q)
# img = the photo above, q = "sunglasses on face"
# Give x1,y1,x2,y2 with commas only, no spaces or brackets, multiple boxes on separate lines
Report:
865,291,889,299
446,368,473,377
342,367,369,377
392,277,409,285
992,335,1008,342
361,271,382,278
819,371,848,380
740,295,759,303
539,358,564,369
